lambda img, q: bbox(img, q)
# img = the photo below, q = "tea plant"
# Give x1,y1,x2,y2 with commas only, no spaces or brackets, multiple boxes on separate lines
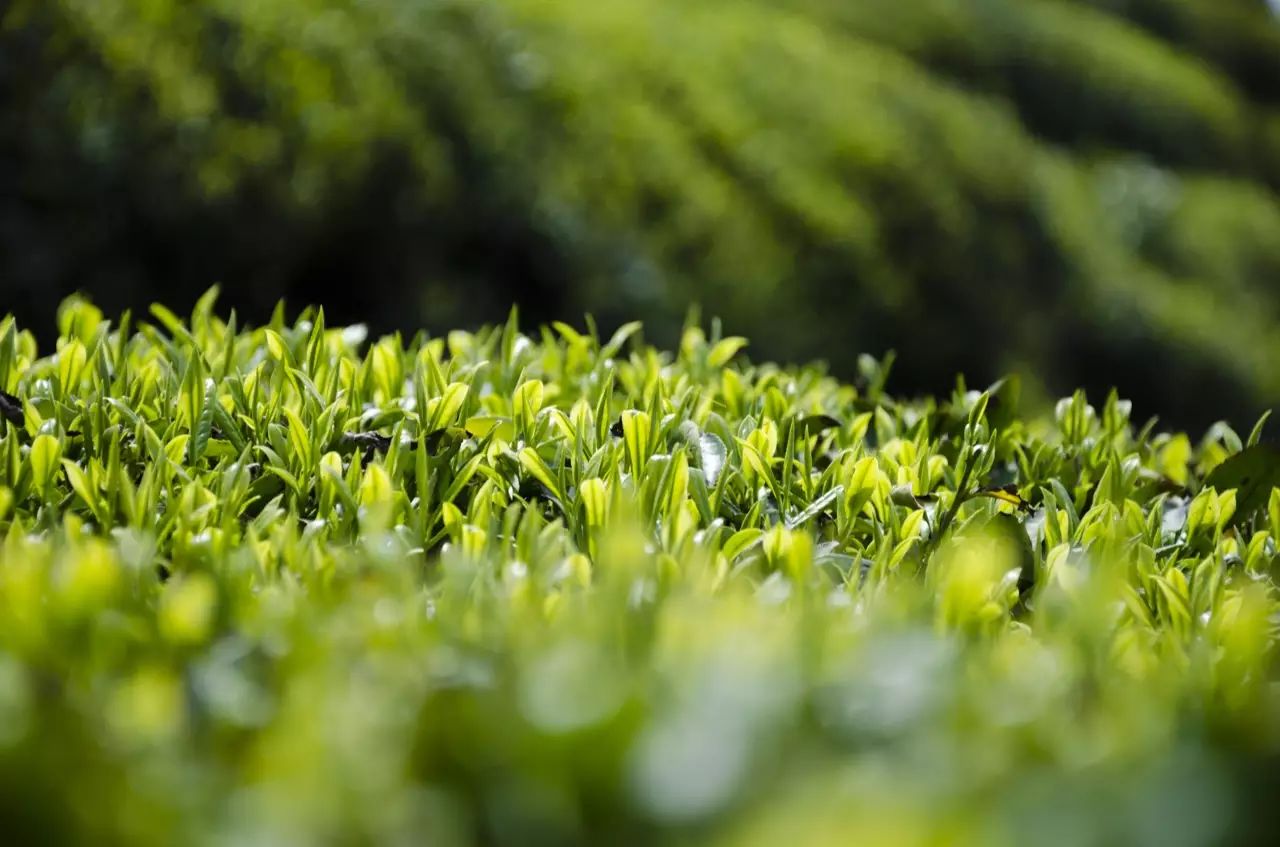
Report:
0,291,1277,845
8,0,1280,423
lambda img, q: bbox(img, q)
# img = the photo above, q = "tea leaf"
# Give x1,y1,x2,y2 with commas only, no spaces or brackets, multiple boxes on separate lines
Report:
29,433,61,491
1204,444,1280,521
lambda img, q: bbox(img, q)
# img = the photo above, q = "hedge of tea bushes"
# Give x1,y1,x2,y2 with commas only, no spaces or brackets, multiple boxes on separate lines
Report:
0,295,1278,844
4,0,1280,426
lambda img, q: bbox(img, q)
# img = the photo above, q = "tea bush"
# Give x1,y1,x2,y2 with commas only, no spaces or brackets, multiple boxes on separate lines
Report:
5,0,1280,425
1,293,1278,845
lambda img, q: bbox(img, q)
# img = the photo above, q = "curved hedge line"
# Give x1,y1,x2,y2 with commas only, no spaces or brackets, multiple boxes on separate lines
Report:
0,296,1278,844
3,0,1280,426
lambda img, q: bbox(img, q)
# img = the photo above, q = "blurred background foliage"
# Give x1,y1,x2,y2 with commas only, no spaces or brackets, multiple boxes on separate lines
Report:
4,0,1280,427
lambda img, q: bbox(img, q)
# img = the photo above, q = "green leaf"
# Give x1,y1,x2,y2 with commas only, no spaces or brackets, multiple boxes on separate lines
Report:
518,447,565,504
739,440,771,483
1247,410,1272,448
282,406,313,469
1204,444,1280,522
1159,434,1192,487
0,318,17,392
707,336,748,368
62,460,107,524
551,321,586,347
56,340,87,395
209,397,248,455
29,433,61,491
578,477,608,530
986,375,1021,430
513,379,544,433
465,415,516,442
667,450,690,515
723,528,763,561
165,435,190,465
600,321,642,359
149,302,197,347
788,414,842,440
188,379,216,465
428,382,471,432
441,453,486,505
191,285,221,334
621,410,651,475
359,464,393,507
785,485,842,530
264,329,289,364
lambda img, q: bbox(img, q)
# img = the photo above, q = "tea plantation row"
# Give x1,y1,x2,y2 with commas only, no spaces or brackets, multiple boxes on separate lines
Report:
0,295,1277,845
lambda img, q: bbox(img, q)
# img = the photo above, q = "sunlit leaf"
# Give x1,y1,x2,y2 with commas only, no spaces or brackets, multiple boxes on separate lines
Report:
29,433,61,491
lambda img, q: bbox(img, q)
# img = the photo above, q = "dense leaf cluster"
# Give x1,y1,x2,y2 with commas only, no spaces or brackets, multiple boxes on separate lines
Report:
0,295,1278,845
4,1,1280,424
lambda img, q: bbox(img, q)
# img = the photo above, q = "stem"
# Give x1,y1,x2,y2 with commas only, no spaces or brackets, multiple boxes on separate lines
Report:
923,449,978,565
